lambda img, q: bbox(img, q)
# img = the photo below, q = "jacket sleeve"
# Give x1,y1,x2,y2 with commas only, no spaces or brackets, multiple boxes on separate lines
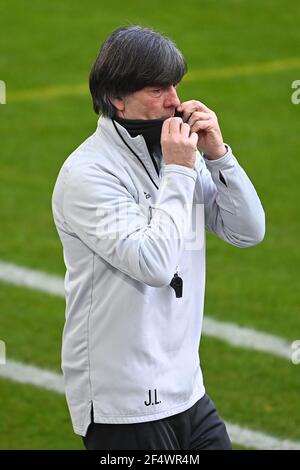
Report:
198,144,265,247
62,163,197,287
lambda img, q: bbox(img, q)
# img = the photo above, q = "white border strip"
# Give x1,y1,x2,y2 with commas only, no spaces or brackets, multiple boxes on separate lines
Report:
1,359,299,450
0,261,293,361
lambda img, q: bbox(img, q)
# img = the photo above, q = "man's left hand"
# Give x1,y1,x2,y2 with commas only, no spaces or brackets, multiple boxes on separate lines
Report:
177,100,227,160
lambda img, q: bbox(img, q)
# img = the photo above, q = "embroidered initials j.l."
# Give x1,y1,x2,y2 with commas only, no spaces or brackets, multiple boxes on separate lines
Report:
144,389,161,406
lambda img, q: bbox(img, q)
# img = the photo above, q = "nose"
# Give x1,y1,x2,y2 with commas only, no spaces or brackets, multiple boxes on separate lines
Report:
164,85,180,108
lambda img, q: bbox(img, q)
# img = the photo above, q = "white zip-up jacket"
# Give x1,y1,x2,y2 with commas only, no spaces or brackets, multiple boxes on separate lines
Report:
52,115,265,436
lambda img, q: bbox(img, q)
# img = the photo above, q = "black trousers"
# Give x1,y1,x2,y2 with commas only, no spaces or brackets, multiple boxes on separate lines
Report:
82,394,232,450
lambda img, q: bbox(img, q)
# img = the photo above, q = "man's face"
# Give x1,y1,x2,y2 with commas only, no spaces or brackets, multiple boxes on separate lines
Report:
114,85,181,120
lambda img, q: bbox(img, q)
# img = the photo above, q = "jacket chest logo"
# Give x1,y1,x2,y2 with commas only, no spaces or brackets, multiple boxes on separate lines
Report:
143,191,152,200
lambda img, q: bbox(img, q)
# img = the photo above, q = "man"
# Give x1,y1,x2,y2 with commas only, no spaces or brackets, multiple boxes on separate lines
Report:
52,25,265,450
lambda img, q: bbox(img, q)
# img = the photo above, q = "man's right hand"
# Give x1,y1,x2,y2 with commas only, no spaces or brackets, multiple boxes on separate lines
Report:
160,117,198,169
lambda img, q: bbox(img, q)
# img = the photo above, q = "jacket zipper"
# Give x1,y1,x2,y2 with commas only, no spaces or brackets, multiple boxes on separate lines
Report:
112,119,183,298
112,119,159,190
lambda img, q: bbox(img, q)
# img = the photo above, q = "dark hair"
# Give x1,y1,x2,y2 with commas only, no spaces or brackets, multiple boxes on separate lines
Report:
89,25,187,116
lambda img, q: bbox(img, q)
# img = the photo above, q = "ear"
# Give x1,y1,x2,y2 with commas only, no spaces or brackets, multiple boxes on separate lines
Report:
110,97,125,112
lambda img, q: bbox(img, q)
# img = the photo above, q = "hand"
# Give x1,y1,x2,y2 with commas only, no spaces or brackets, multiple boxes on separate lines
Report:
160,117,198,169
177,100,227,160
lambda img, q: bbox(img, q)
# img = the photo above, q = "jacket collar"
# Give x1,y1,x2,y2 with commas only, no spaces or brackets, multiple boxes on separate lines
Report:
96,115,162,186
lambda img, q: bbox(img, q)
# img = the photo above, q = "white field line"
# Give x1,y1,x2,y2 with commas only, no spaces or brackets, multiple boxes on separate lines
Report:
0,261,65,297
226,423,300,451
1,359,299,450
0,261,293,361
203,317,292,360
7,57,300,103
1,359,64,394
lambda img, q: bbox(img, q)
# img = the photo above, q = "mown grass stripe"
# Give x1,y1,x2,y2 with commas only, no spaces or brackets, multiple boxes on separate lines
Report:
185,56,300,81
7,57,300,102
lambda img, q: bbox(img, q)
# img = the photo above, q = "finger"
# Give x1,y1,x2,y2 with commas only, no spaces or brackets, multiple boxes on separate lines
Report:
180,122,191,138
161,117,172,137
187,111,212,127
180,100,211,118
169,117,183,134
190,119,214,133
194,101,210,113
182,112,194,124
189,131,199,149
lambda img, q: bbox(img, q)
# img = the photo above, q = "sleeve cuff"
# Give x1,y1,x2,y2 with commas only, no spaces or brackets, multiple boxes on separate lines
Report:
163,163,198,181
203,144,235,168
